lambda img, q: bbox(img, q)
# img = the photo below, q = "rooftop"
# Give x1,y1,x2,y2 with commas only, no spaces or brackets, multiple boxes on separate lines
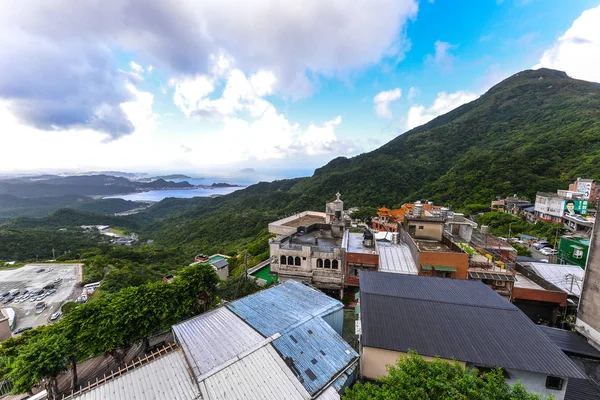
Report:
538,325,600,359
283,214,327,228
414,239,453,252
344,232,377,255
376,241,418,275
69,347,200,400
527,262,584,297
514,272,545,290
289,230,341,248
358,270,586,379
227,280,342,337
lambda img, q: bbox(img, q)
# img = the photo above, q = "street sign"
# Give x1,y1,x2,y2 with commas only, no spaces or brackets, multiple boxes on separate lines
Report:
355,320,362,335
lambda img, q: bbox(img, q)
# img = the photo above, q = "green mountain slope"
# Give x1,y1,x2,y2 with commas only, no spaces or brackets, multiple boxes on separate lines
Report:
142,68,600,253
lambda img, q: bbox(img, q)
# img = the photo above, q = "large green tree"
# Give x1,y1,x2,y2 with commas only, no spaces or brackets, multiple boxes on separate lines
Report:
343,352,551,400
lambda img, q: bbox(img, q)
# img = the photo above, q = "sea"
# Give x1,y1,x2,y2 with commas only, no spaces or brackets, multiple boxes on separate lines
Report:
104,178,254,202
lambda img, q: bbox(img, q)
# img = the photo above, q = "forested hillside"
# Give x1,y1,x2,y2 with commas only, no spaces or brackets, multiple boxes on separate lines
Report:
2,68,599,259
141,68,600,253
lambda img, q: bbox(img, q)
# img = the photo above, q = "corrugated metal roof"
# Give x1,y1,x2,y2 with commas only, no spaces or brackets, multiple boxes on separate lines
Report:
537,325,600,359
72,350,200,400
210,259,229,269
199,344,311,400
173,307,265,379
359,271,586,379
315,386,340,400
377,241,418,275
528,263,584,297
565,378,600,400
227,280,342,337
359,270,514,310
272,316,358,395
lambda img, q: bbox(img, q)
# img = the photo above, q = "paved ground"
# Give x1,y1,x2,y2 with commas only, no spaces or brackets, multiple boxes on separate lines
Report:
0,263,82,333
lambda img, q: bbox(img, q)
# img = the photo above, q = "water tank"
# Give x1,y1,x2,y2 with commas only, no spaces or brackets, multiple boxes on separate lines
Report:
392,232,399,244
414,203,423,217
440,207,449,220
481,225,489,234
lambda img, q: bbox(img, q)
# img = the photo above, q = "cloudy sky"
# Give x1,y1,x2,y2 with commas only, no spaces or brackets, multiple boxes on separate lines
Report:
0,0,599,176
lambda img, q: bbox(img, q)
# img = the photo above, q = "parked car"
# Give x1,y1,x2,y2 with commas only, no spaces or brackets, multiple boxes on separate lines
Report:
498,237,508,242
50,312,62,321
2,296,14,305
43,283,55,290
36,268,45,273
9,289,20,297
53,278,62,284
0,292,9,298
535,242,551,250
47,289,56,295
35,302,46,313
29,297,37,302
30,288,44,296
540,248,558,255
13,326,33,334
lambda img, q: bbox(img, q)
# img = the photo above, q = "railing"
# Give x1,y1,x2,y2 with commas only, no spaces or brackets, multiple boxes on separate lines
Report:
61,343,178,399
279,243,303,251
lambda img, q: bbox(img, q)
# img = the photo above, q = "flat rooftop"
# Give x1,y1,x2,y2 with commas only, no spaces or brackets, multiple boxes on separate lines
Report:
282,214,326,228
346,232,377,254
415,239,453,252
289,230,341,248
514,272,544,290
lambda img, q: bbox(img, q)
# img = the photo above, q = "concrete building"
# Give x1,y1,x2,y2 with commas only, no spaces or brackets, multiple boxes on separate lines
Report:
569,178,599,205
577,220,600,350
399,216,470,279
189,254,230,280
343,230,378,287
358,271,586,400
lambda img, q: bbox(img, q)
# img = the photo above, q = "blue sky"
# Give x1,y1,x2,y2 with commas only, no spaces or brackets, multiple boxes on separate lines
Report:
0,0,598,177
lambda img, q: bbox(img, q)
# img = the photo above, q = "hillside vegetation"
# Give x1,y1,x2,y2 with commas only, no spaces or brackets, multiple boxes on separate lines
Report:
1,68,599,259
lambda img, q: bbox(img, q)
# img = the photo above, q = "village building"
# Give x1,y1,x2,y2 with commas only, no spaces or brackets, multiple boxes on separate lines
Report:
357,271,586,400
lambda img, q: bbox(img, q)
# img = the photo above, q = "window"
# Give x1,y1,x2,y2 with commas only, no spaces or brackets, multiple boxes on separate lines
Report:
295,256,301,266
288,256,294,265
316,258,323,268
332,260,339,270
418,226,424,230
324,259,331,269
280,255,287,265
545,376,563,390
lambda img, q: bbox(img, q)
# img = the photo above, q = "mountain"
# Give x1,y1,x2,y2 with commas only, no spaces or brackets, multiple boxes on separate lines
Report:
141,68,600,253
2,68,599,259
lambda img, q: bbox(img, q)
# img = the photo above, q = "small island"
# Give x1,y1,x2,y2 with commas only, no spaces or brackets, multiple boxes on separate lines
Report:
151,174,194,180
210,182,242,188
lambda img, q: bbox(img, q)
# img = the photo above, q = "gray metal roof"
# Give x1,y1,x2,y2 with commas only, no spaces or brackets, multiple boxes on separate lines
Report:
227,280,342,337
359,271,586,379
528,263,584,297
272,316,358,395
210,259,229,269
537,325,600,359
376,241,418,275
565,378,600,400
173,307,265,379
72,350,200,400
359,270,515,309
199,344,311,400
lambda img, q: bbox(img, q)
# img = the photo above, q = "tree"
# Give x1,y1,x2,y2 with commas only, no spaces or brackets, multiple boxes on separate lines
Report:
343,351,551,400
7,332,70,400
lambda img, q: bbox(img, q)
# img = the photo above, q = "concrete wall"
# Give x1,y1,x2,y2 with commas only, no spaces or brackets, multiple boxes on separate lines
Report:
419,251,470,279
407,220,444,241
0,311,10,342
576,220,600,348
361,347,465,380
505,368,568,400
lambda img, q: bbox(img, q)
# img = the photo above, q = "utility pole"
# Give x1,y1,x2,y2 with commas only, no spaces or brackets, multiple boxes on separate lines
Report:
244,252,249,279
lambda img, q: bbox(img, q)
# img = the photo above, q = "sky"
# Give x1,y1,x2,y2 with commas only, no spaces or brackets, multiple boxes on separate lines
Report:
0,0,599,177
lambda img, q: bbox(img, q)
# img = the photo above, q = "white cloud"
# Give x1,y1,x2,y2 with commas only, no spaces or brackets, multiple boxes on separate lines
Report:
147,65,153,73
373,88,402,119
425,41,457,71
405,90,478,131
130,61,144,73
407,86,419,101
535,5,600,83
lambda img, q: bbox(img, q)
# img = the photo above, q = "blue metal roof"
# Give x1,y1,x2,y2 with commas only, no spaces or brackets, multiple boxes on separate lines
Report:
272,316,358,396
227,280,342,337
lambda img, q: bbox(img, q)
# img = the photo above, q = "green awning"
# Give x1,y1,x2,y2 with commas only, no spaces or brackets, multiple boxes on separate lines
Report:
354,292,360,300
355,305,360,315
433,265,457,272
420,264,432,271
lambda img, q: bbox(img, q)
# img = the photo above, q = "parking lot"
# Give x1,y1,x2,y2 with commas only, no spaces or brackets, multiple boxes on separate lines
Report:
0,263,82,333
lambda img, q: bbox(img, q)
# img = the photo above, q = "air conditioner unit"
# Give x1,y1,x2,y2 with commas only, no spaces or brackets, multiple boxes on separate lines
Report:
496,280,506,287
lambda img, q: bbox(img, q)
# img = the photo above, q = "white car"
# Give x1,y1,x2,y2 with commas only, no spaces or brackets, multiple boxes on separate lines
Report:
540,248,558,255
